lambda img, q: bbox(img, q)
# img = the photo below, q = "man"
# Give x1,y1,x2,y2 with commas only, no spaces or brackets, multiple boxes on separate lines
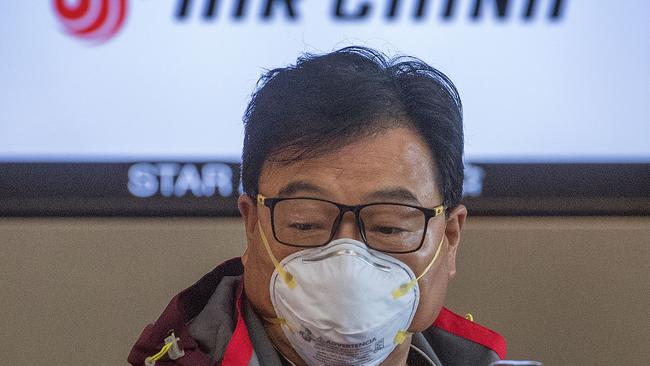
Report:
128,46,505,366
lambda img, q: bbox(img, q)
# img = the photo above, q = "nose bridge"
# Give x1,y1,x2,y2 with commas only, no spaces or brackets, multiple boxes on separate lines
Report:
333,205,363,241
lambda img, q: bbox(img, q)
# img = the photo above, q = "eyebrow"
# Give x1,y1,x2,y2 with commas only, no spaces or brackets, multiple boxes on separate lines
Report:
277,182,422,206
277,181,328,197
363,188,422,206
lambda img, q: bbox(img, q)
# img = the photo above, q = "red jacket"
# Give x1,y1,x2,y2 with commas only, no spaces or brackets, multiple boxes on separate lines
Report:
128,258,506,366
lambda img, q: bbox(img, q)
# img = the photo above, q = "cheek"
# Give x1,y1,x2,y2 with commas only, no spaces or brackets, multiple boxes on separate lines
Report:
243,236,303,318
243,239,288,318
408,261,449,332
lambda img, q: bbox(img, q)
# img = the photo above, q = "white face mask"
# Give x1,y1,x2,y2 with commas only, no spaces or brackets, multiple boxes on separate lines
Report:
258,224,444,366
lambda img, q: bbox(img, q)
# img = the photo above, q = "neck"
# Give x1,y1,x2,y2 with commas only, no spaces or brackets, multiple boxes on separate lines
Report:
262,321,307,366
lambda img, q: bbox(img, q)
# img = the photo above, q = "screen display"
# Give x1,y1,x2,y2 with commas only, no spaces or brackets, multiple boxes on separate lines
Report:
1,0,648,216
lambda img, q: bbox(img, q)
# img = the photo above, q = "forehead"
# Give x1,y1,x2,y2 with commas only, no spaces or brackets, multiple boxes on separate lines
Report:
258,127,442,206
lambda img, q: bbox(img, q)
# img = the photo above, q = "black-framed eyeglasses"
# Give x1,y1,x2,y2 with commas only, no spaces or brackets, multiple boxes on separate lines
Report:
257,194,445,254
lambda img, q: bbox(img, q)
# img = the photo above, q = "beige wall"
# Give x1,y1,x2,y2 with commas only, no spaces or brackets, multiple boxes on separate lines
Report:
1,217,648,365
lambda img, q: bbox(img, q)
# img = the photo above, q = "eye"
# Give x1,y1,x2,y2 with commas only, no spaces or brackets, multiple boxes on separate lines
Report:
289,222,316,231
373,226,407,235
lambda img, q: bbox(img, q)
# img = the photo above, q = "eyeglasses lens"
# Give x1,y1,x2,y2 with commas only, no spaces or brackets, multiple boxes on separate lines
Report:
272,199,426,252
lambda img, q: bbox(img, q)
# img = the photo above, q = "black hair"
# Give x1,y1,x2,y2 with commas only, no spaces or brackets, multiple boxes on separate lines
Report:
241,46,464,209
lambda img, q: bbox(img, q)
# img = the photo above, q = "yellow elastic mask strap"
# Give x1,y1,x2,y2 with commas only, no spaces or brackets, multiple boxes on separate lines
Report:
391,233,445,299
394,330,412,345
257,221,296,289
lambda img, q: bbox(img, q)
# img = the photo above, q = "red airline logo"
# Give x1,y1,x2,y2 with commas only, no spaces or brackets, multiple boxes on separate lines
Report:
53,0,127,42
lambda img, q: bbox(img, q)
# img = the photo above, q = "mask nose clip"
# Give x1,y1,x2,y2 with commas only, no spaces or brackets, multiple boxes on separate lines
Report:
302,247,392,272
302,248,391,272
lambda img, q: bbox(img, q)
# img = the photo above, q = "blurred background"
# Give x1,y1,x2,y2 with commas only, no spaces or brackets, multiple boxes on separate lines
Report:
1,1,648,365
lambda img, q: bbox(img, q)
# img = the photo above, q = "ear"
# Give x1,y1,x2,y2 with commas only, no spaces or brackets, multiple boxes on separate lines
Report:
444,204,467,280
238,194,258,266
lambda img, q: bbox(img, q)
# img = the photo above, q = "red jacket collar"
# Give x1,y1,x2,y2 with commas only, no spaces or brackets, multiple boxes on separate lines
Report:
433,307,507,359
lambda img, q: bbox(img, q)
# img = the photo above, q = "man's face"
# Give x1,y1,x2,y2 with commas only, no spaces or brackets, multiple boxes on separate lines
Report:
238,126,466,355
